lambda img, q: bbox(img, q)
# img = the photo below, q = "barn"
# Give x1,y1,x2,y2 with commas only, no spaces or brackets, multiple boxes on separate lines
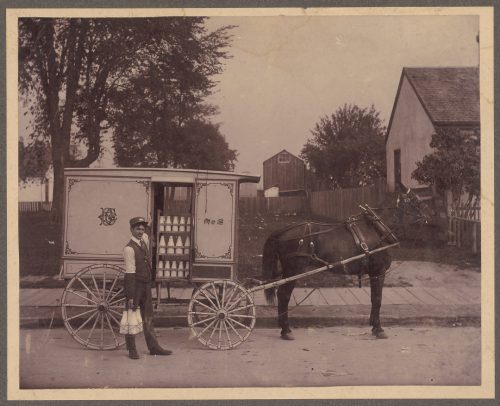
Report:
263,150,307,197
385,67,480,195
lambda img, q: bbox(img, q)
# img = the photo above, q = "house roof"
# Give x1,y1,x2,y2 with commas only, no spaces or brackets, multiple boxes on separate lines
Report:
263,149,303,164
386,67,480,141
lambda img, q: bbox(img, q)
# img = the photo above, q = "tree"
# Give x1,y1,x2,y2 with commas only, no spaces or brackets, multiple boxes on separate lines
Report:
300,104,386,189
115,119,237,171
109,18,235,169
18,17,234,237
412,127,480,208
18,140,52,182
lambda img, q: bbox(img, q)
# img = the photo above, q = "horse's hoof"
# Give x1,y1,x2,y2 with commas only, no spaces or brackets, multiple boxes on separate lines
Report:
280,332,295,341
372,329,388,339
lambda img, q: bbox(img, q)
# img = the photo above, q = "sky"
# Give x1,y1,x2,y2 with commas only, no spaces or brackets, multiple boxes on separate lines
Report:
204,15,479,176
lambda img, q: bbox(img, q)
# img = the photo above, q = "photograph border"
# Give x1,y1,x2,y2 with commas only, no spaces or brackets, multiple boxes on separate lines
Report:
4,3,496,402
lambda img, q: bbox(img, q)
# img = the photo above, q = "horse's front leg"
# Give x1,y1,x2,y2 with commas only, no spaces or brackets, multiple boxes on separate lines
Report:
369,271,388,339
277,280,296,340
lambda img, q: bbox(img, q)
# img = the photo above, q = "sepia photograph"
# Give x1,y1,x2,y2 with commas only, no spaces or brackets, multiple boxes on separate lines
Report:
7,6,494,401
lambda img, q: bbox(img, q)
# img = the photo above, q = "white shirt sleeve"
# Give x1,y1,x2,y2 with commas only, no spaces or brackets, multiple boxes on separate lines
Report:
123,246,136,274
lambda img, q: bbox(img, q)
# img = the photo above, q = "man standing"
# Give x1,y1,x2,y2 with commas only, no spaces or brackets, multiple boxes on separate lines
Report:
123,216,172,359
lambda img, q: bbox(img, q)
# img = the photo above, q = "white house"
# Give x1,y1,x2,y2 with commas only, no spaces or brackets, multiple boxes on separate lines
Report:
385,67,480,194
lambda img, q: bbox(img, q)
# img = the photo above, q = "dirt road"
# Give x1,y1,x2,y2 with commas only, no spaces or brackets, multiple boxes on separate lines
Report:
19,326,480,389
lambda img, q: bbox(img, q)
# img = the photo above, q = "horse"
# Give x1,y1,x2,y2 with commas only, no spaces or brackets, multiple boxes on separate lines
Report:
261,186,431,341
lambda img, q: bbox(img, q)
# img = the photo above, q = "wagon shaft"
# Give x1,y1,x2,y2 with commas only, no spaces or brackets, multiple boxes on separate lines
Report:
248,242,400,293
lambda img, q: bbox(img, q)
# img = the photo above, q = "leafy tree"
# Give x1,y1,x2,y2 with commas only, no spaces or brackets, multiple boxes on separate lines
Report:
300,104,386,189
18,140,52,182
18,17,234,236
115,119,237,170
412,127,480,207
109,18,235,169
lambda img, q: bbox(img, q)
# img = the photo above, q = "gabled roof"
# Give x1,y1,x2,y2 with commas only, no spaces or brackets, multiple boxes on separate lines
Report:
263,149,303,164
386,67,480,141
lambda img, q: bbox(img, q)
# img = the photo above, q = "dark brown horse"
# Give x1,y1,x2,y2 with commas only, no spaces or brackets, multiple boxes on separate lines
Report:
262,190,431,341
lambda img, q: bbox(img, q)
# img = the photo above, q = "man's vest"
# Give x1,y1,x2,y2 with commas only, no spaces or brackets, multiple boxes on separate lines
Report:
126,240,152,282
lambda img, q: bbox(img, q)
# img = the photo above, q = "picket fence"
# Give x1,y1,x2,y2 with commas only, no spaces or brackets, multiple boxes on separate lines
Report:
448,206,481,254
19,201,52,213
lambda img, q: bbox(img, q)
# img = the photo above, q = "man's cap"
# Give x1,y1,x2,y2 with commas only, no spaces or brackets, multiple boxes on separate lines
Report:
129,217,149,228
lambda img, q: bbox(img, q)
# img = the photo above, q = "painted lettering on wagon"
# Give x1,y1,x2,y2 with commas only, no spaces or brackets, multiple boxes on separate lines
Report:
203,218,224,225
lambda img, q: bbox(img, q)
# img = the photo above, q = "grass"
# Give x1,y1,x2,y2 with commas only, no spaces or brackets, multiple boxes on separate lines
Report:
18,211,480,289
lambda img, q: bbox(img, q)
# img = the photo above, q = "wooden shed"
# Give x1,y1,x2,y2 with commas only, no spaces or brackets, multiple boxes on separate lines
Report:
263,150,306,196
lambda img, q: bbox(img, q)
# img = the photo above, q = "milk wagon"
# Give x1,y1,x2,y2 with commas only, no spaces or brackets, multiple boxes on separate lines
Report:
59,167,260,350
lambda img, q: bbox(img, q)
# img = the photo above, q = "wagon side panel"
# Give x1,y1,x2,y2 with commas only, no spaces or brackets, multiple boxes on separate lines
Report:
192,180,237,281
61,175,151,278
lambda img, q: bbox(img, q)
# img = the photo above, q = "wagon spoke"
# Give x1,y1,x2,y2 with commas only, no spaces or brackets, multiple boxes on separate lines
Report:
225,317,243,341
102,272,106,300
105,274,120,301
225,293,246,312
74,310,99,333
108,296,126,307
222,320,233,349
217,318,223,349
100,311,104,346
227,303,254,314
66,307,98,322
62,303,96,308
105,312,119,346
210,282,222,309
198,288,219,310
66,289,98,305
76,277,100,303
226,316,252,331
206,320,219,347
108,287,124,304
86,311,100,344
198,318,217,339
221,280,227,308
89,272,102,300
191,315,216,327
192,298,217,313
222,284,238,308
188,311,216,316
107,311,122,327
227,313,255,319
108,308,123,318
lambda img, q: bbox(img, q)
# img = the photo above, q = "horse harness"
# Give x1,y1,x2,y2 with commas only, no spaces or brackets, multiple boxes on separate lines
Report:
278,207,396,288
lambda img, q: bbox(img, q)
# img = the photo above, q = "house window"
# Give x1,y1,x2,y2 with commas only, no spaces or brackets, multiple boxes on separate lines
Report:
278,153,290,164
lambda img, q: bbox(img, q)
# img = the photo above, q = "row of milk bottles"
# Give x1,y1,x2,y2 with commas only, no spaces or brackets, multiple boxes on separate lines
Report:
159,215,191,232
158,235,190,255
157,260,189,278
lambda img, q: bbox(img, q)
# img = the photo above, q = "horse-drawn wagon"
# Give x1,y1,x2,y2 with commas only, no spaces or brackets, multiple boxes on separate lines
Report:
60,168,425,351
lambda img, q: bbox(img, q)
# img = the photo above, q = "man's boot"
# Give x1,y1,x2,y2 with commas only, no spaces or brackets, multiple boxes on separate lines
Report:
149,345,172,356
125,335,140,359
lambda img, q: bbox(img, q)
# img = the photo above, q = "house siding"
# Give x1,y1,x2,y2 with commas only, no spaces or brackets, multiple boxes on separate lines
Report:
386,76,436,192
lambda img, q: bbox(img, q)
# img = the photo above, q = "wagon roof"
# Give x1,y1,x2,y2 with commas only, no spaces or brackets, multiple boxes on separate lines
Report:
64,167,260,183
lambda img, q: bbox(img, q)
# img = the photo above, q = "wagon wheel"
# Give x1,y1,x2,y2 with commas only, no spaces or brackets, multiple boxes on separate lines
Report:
61,264,126,350
188,280,256,350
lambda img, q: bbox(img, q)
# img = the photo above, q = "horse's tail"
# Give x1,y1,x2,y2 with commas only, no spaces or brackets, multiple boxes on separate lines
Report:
262,235,281,305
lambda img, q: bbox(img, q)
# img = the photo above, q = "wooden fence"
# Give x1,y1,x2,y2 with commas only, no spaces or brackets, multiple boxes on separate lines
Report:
448,206,481,254
239,179,387,218
239,196,308,216
19,202,52,213
310,179,387,220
